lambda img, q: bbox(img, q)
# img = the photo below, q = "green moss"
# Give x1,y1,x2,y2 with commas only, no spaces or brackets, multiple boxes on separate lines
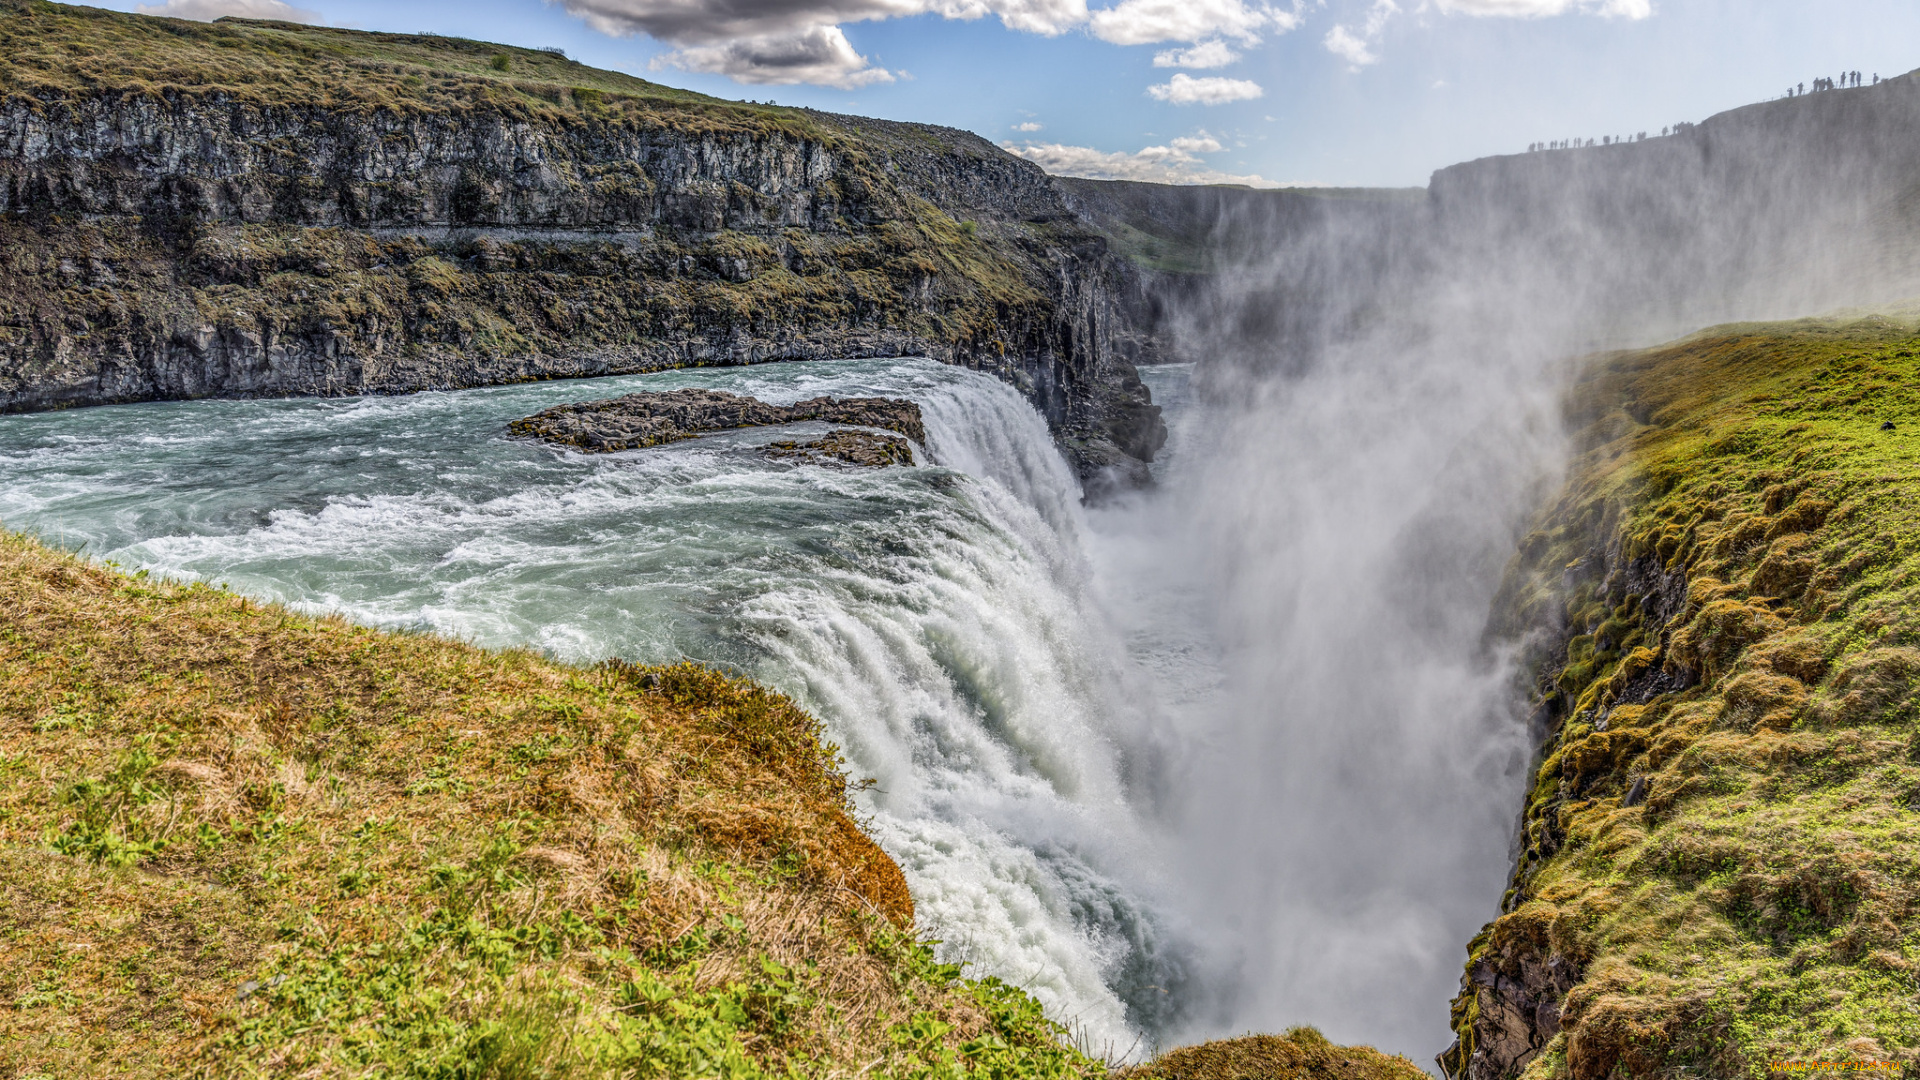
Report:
1453,312,1920,1078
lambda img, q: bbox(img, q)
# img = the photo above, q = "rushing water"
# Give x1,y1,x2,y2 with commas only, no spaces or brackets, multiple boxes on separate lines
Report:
0,358,1204,1051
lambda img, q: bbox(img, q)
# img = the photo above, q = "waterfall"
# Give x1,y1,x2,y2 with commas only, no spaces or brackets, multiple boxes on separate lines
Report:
1140,339,1555,1056
0,357,1192,1051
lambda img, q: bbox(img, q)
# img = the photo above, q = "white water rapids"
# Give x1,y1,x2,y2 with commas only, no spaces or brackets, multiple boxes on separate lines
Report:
0,358,1212,1052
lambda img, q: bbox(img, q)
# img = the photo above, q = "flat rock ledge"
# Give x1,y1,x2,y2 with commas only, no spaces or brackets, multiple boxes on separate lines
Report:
767,430,915,468
508,389,927,453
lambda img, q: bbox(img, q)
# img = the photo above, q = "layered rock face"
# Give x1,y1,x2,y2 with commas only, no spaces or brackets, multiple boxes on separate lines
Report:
0,4,1165,488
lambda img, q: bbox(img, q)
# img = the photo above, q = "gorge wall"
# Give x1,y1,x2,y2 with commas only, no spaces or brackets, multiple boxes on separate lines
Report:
1074,67,1920,1076
1424,75,1920,1080
1098,69,1920,380
0,1,1166,488
1443,318,1920,1079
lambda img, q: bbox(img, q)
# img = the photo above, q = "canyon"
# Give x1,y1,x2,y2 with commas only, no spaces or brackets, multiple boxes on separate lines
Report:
7,2,1920,1077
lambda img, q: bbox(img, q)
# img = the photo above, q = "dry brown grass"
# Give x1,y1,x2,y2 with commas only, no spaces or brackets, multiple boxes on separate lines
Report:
1117,1029,1429,1080
0,529,1048,1076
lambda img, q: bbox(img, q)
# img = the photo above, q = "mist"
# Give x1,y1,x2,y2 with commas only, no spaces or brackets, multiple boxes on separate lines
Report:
1097,72,1920,1061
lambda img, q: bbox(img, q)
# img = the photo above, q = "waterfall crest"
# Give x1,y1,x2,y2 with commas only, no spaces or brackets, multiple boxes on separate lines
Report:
0,357,1190,1050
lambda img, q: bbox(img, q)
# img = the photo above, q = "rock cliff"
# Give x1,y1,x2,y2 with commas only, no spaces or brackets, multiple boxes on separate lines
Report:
1442,319,1920,1078
0,1,1164,490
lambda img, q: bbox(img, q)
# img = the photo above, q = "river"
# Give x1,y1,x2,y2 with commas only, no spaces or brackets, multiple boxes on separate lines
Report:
0,358,1208,1053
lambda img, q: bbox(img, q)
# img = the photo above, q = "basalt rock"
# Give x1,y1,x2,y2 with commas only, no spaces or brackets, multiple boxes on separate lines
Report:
508,388,923,453
766,429,914,468
1442,540,1689,1079
1441,922,1583,1080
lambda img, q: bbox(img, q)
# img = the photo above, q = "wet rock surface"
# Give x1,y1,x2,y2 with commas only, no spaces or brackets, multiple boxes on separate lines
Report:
766,429,915,468
1442,944,1582,1080
508,388,924,454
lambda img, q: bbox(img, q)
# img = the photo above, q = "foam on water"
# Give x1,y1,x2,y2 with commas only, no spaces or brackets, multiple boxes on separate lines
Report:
0,357,1191,1050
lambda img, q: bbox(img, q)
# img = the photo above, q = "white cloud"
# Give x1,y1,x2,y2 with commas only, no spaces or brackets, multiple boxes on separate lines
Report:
1325,0,1644,71
1005,138,1277,186
961,0,1092,34
1013,121,1045,131
564,0,1089,42
1323,0,1395,69
568,0,1088,85
1153,39,1241,68
556,0,1323,87
136,0,321,21
1169,132,1224,153
1322,24,1375,65
1089,0,1294,45
1432,0,1650,17
655,24,896,87
1147,73,1264,105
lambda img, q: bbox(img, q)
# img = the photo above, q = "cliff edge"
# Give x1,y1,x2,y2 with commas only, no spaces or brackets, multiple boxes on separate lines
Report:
1444,314,1920,1078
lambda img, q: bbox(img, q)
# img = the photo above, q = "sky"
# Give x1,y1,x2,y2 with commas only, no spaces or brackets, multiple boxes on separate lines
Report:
83,0,1920,188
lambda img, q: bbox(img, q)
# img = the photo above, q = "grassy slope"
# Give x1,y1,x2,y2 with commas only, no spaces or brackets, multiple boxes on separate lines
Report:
1118,1029,1428,1080
0,0,765,127
0,531,1092,1078
1454,314,1920,1077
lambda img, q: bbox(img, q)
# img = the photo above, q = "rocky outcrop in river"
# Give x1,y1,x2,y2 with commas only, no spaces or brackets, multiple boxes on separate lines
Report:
0,2,1165,490
509,388,923,453
766,429,914,467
